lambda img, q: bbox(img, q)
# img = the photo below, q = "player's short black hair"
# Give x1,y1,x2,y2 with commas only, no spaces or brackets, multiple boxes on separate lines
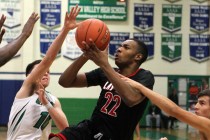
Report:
197,89,210,104
129,38,148,65
25,59,42,76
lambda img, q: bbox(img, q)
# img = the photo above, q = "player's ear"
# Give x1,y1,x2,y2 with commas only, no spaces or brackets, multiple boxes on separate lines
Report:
135,53,142,61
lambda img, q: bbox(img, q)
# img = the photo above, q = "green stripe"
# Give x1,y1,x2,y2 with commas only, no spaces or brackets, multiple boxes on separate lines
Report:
12,110,26,133
11,101,29,126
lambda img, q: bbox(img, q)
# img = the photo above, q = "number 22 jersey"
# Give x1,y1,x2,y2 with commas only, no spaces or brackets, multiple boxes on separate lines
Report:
86,68,155,140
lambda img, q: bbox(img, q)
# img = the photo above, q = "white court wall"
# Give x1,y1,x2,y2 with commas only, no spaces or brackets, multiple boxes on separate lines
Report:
0,0,209,98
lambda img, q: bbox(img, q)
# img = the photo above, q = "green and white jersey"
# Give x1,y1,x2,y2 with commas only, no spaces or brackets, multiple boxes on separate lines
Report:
7,92,56,140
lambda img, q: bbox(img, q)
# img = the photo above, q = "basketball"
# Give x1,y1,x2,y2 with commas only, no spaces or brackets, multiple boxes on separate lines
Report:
75,18,110,51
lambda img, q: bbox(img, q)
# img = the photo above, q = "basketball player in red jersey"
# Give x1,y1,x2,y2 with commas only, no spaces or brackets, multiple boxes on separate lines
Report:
50,38,154,140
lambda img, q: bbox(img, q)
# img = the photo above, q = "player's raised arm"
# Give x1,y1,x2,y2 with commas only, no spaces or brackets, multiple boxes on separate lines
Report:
0,13,39,67
16,5,81,98
120,74,210,137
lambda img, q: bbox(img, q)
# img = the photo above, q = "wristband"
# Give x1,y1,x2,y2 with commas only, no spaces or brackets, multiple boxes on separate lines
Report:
44,102,53,110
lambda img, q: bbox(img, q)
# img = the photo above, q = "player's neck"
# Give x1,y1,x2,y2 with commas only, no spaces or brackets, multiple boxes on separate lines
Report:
119,67,140,77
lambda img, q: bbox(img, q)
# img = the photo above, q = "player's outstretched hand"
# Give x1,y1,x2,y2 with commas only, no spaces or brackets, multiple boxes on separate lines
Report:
22,12,39,38
36,81,48,105
0,14,6,44
64,4,81,31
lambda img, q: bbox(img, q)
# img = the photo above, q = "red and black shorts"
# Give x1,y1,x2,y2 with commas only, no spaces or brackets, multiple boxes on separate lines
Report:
49,120,111,140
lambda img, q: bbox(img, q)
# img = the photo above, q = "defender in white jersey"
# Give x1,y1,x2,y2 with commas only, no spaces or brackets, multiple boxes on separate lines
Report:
8,91,57,140
7,59,69,140
7,5,81,140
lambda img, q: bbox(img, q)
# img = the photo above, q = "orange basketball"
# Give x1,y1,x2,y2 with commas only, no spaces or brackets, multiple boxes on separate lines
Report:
75,18,110,51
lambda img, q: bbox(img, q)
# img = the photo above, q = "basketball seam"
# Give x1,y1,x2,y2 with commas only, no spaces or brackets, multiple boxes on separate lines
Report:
85,20,93,42
104,34,110,49
94,22,104,43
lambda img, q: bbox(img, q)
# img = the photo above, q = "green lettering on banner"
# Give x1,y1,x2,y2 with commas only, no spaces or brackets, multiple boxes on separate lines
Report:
162,4,182,33
68,0,127,20
161,34,182,62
